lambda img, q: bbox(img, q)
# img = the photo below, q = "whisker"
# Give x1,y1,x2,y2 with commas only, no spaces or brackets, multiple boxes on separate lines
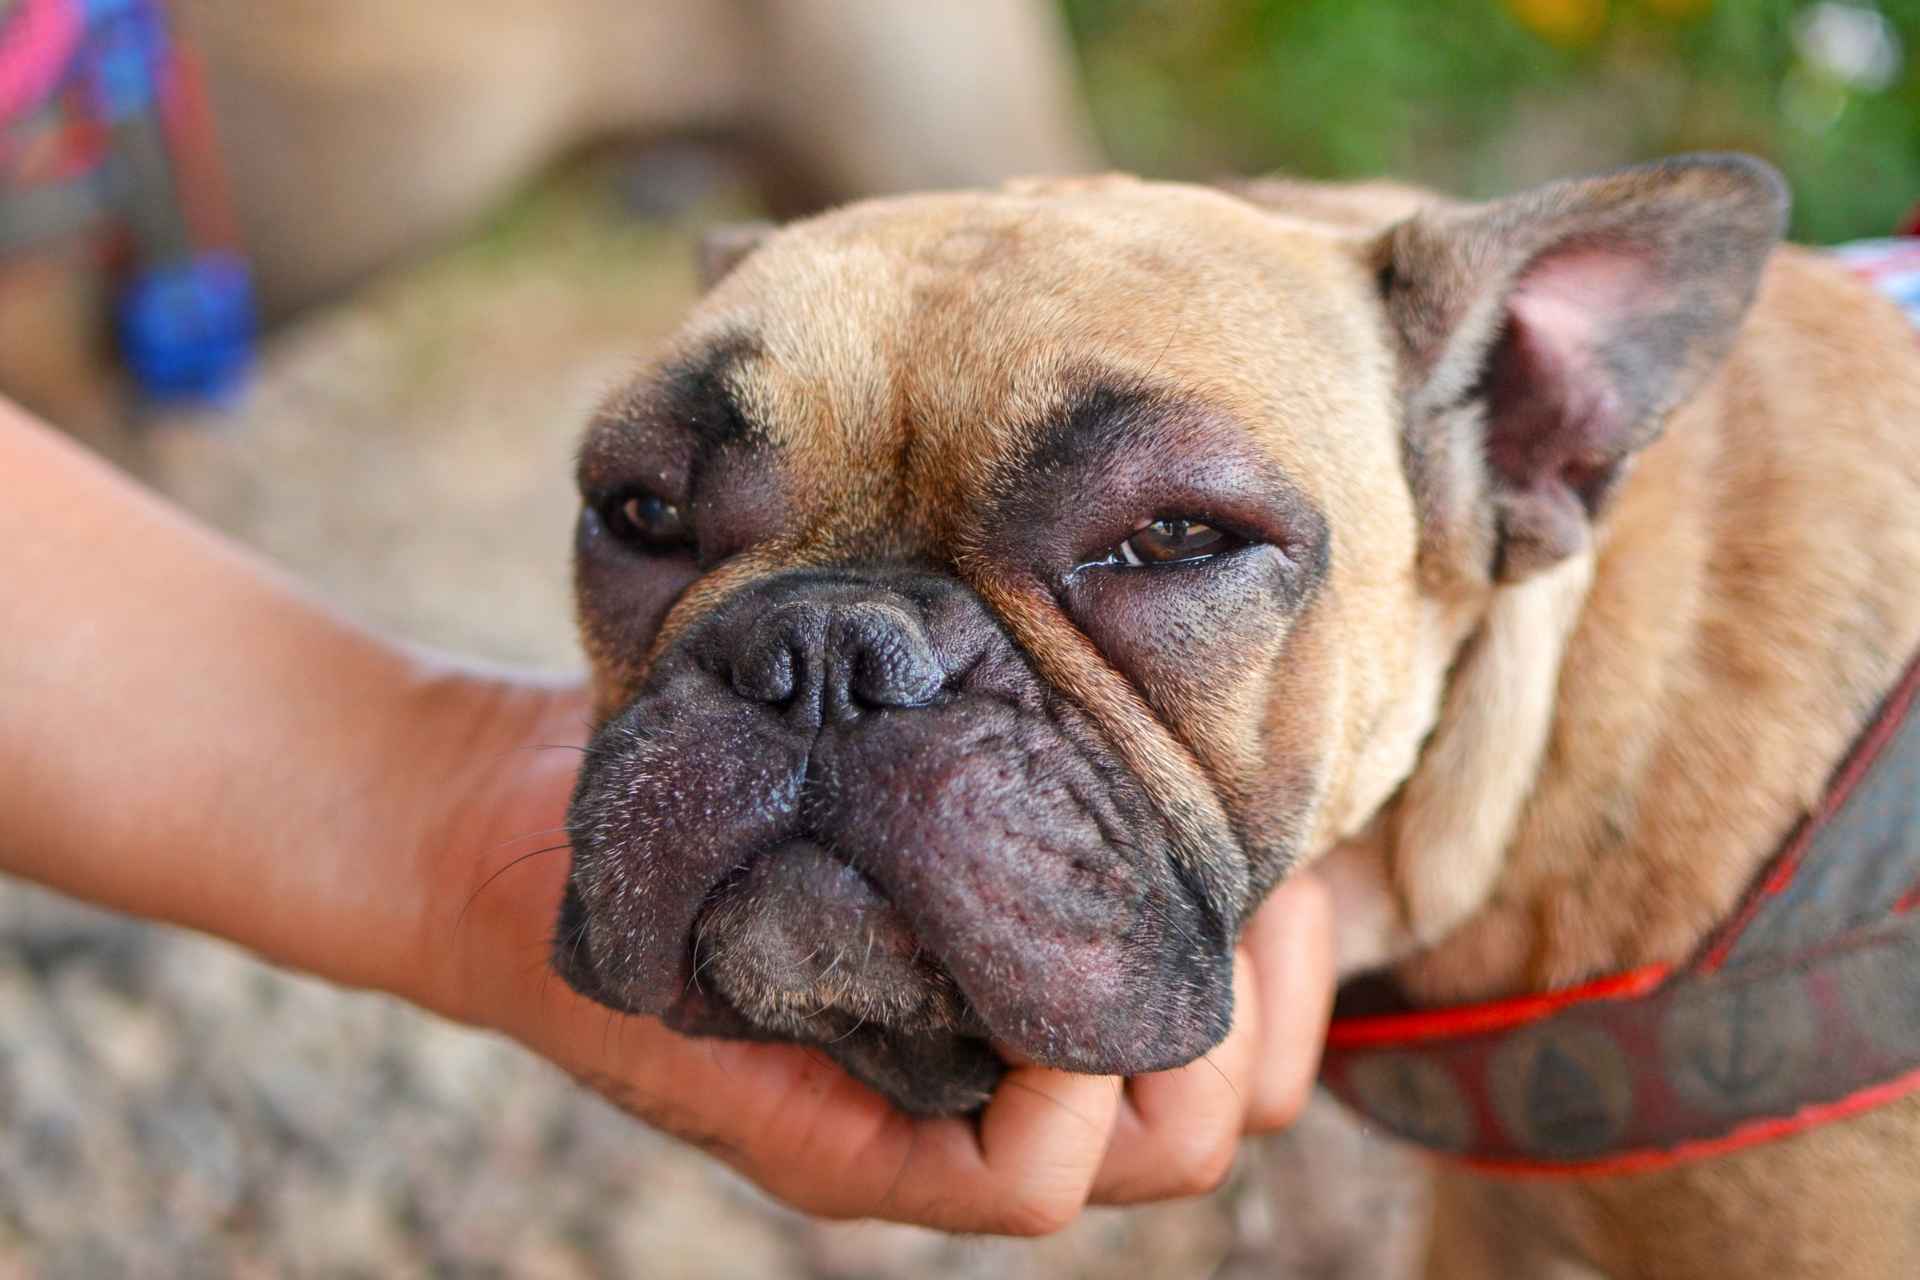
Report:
826,1012,870,1044
875,1123,919,1219
454,843,573,931
997,1077,1105,1131
564,914,592,978
687,922,729,994
1199,1050,1241,1104
495,825,572,848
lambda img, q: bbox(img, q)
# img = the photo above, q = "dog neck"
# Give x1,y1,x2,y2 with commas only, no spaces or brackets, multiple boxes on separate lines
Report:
1324,247,1920,1004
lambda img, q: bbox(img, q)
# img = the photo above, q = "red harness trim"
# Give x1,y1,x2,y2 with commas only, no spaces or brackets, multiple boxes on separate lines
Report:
1327,964,1671,1052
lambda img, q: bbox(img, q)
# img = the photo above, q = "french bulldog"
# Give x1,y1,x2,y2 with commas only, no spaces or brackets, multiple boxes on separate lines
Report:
555,155,1920,1276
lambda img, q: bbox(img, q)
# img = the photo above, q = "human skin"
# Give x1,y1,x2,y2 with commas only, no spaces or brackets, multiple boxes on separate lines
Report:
0,396,1334,1234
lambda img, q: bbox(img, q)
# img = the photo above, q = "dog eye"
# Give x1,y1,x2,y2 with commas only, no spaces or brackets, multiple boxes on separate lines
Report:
599,490,691,552
1113,519,1239,567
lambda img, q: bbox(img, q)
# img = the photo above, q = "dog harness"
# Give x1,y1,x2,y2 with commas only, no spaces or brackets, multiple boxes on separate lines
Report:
1320,242,1920,1177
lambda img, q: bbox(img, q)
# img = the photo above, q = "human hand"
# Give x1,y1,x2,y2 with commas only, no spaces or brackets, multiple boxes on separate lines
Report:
420,677,1335,1234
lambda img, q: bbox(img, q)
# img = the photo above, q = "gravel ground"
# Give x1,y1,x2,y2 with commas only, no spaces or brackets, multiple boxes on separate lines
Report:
0,174,1426,1278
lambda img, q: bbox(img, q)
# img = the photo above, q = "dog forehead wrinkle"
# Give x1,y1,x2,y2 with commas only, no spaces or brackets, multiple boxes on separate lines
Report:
687,196,1381,564
644,332,767,451
981,373,1325,543
578,335,778,519
1009,374,1172,481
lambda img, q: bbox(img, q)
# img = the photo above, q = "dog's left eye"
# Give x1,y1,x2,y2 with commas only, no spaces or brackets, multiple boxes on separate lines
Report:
1109,518,1240,567
598,490,691,552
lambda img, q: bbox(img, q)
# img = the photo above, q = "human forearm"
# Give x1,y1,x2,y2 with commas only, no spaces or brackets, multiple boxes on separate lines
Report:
0,397,507,1000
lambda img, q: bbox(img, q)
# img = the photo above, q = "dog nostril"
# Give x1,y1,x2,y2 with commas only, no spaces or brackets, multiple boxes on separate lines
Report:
731,626,800,705
844,617,943,710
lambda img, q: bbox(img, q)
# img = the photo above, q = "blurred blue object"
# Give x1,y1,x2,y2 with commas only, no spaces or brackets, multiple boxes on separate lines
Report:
116,249,253,401
81,0,165,123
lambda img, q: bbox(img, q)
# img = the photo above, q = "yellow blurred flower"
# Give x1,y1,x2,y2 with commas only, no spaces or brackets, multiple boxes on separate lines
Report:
1505,0,1609,47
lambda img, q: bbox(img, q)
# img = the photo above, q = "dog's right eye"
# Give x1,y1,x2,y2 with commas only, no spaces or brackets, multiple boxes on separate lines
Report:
597,490,692,552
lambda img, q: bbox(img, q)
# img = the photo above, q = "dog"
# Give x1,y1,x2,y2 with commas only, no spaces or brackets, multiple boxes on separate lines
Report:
553,155,1920,1276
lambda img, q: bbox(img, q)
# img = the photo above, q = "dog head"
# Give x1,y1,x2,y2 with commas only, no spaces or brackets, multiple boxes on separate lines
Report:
556,157,1785,1112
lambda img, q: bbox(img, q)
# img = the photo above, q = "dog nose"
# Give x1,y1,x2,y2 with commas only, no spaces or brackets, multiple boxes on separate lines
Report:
729,597,944,722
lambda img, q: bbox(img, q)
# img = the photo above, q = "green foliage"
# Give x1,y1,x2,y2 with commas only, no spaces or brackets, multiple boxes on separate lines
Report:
1060,0,1920,241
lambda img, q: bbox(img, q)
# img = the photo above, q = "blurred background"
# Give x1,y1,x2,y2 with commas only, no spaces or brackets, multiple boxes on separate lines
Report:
0,1,1913,1277
1067,0,1918,244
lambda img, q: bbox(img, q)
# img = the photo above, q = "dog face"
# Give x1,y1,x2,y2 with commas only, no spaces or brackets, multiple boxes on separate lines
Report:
557,161,1784,1112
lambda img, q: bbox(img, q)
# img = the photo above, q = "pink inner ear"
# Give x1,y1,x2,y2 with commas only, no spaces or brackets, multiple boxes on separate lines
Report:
1489,244,1656,484
1509,245,1650,356
1509,244,1654,354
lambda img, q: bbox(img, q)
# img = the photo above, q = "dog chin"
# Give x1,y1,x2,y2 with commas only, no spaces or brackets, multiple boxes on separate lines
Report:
672,988,1009,1116
795,1025,1009,1117
554,838,1009,1113
554,920,1005,1116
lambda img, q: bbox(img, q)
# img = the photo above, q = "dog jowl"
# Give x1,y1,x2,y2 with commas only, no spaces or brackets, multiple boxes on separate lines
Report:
553,158,1786,1113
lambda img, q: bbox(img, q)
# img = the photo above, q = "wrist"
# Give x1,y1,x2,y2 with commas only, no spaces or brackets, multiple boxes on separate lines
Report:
395,666,588,1033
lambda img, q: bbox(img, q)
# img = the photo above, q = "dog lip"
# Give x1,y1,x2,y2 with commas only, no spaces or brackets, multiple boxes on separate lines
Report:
820,1021,1006,1115
685,836,991,1040
552,922,648,1017
559,892,1108,1117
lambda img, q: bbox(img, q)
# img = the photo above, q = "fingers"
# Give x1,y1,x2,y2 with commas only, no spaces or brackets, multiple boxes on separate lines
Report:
743,1061,1122,1234
956,1066,1124,1234
527,980,1126,1235
1091,947,1262,1203
706,1058,1125,1234
1089,870,1336,1203
1242,870,1336,1132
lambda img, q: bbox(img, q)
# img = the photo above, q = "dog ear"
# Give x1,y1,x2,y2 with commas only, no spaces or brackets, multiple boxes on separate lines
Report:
1380,154,1788,582
696,220,775,292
